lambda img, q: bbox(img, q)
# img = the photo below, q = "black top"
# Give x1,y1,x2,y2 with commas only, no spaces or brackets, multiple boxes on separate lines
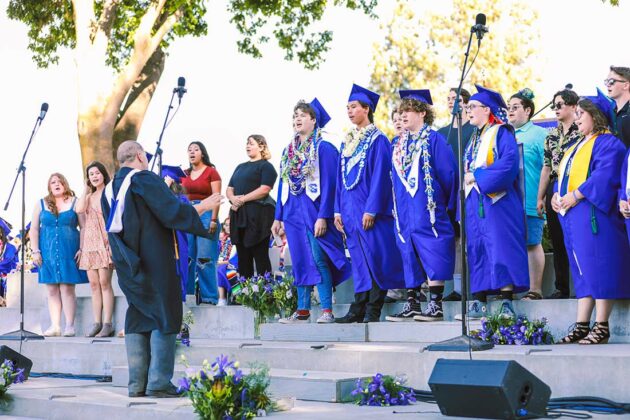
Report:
228,160,278,195
102,167,209,334
437,122,475,162
614,101,630,148
228,160,278,248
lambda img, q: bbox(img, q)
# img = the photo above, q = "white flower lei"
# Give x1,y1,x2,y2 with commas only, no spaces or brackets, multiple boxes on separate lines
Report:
343,124,375,157
340,124,378,190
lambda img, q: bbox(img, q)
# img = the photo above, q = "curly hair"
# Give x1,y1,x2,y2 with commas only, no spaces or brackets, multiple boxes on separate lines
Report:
398,98,435,126
44,173,75,217
577,99,610,134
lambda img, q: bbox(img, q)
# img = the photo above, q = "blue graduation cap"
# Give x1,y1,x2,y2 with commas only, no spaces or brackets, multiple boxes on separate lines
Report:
583,88,615,127
0,217,11,236
348,84,380,111
310,97,331,128
399,89,433,105
470,84,508,119
145,152,186,181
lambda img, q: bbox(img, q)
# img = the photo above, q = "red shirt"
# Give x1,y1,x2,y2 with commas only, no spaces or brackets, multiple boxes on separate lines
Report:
181,166,221,201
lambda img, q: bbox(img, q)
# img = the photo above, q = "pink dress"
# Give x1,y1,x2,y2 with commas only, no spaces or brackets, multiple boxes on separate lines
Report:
79,202,112,270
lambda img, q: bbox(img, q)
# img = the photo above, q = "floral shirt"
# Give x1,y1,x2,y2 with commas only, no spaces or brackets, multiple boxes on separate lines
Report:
543,122,582,180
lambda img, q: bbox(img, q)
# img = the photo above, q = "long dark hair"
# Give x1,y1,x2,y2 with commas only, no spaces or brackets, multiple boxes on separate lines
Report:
188,141,215,172
85,161,111,193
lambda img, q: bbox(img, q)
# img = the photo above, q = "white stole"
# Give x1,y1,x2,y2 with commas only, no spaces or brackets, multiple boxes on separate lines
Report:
465,125,505,203
105,169,140,233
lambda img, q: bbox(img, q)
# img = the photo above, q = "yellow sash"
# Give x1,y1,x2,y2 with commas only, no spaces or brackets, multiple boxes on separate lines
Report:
559,135,597,194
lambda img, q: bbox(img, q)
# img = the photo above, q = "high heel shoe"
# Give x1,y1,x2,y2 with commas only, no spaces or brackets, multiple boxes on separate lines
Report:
96,323,114,337
557,323,590,344
85,323,102,337
43,326,61,337
579,322,610,345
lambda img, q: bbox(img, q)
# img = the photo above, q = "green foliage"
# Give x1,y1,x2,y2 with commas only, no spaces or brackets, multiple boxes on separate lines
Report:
234,273,297,318
227,0,377,69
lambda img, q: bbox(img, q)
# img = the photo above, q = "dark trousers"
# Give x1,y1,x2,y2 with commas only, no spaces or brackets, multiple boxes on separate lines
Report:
236,238,272,279
546,182,570,295
348,280,386,321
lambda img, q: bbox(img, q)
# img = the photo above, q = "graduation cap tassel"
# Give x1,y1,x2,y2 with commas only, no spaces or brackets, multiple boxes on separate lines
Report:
478,199,485,218
590,205,598,235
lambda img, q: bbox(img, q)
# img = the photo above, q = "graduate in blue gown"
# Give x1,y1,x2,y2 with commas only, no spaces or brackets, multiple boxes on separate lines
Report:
0,219,19,299
385,89,457,323
273,98,351,324
102,141,220,397
461,85,529,320
620,147,630,244
334,84,405,323
552,89,630,345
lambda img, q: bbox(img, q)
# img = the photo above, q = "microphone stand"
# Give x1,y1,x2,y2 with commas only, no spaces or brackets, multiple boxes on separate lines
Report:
0,113,46,341
427,26,492,352
150,88,179,177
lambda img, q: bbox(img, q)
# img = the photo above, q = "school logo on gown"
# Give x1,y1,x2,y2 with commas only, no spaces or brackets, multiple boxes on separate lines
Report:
308,184,319,194
408,177,416,189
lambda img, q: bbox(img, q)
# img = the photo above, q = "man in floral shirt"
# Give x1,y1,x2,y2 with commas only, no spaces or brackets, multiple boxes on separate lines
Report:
536,88,583,299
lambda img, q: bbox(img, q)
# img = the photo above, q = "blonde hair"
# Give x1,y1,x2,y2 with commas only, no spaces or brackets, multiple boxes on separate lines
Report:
249,134,271,160
45,173,75,217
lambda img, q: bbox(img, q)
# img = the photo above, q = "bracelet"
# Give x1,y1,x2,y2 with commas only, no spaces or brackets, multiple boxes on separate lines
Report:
572,191,581,202
210,220,217,224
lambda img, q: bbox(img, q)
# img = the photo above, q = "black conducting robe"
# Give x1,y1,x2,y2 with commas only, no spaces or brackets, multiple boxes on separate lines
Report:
102,167,209,334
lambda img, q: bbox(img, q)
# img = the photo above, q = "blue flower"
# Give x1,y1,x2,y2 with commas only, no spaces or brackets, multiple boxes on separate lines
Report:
177,377,191,393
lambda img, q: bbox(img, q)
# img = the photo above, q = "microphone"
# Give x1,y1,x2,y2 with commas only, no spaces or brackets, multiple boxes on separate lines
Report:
565,83,573,90
38,103,49,121
472,13,489,42
175,77,187,103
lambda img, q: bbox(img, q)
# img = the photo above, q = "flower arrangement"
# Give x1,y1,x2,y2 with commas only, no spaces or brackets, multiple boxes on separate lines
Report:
351,373,416,407
234,273,297,320
178,354,273,420
470,314,554,345
1,359,25,397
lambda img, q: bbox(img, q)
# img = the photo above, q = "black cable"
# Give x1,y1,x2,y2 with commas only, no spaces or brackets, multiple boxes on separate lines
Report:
30,372,111,382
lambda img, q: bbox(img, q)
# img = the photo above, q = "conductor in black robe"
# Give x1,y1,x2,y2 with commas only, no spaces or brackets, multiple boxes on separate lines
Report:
102,141,221,397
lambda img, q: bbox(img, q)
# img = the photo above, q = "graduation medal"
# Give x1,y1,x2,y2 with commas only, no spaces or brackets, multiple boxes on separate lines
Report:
341,124,377,190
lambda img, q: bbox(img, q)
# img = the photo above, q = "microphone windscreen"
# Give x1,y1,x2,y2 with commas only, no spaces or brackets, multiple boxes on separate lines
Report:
565,83,573,89
41,103,49,112
177,77,186,88
475,13,486,26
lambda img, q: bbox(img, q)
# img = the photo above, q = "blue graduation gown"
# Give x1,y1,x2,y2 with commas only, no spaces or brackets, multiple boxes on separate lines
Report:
336,130,405,293
275,140,352,287
620,147,630,245
102,168,210,334
465,125,529,294
0,243,18,275
555,134,630,299
392,130,458,287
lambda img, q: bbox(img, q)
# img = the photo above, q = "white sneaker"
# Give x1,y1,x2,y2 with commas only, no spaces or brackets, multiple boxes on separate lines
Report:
63,326,76,337
44,326,61,337
316,312,335,324
217,299,228,307
279,311,310,324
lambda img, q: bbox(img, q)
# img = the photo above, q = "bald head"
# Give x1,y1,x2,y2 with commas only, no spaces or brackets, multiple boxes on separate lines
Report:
117,140,148,170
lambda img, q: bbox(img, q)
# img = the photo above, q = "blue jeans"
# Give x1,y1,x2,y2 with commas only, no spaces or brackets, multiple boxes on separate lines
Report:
297,231,333,310
187,205,219,303
125,330,177,394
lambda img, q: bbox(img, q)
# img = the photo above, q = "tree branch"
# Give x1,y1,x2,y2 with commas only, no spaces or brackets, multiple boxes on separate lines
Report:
96,0,119,39
71,0,96,53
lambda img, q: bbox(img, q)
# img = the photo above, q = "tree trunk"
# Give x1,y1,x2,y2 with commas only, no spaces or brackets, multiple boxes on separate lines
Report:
112,47,166,169
77,106,117,176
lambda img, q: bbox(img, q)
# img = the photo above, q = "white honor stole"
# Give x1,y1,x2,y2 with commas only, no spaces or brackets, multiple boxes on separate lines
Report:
281,142,322,205
465,124,506,203
395,142,422,198
105,169,141,233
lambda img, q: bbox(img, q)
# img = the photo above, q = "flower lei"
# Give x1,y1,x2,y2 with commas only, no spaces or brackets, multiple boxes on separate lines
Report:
279,128,320,196
341,124,378,190
393,125,438,237
465,124,492,172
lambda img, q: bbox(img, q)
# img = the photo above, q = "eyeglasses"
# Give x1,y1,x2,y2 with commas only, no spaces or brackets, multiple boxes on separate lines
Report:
506,105,523,112
550,102,565,110
604,78,628,87
464,104,488,111
575,110,585,119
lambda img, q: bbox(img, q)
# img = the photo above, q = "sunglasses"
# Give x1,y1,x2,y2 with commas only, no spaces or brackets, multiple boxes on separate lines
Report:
506,105,524,112
550,102,565,110
604,78,628,87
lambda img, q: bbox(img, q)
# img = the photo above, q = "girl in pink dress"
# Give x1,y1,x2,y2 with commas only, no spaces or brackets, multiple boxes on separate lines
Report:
76,161,114,337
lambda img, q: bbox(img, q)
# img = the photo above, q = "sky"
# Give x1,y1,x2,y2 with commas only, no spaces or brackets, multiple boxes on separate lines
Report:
0,0,628,228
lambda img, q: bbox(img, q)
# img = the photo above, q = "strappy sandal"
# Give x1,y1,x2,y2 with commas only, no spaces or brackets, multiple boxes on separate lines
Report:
521,291,543,301
579,322,610,345
557,323,590,344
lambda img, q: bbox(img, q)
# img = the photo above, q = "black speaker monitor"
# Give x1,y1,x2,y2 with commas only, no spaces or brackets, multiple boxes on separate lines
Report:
428,359,551,419
0,345,33,380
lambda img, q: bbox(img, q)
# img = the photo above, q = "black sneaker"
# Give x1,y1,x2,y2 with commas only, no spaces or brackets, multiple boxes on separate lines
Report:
335,312,363,324
442,291,461,301
413,301,444,322
547,289,569,299
385,300,422,322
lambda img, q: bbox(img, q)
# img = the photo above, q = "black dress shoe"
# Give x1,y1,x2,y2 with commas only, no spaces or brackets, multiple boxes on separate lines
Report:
442,291,462,302
362,317,380,323
547,290,569,299
128,391,146,398
334,313,362,323
146,386,183,398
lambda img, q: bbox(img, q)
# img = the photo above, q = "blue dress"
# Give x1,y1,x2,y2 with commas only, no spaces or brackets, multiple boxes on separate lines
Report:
38,199,87,285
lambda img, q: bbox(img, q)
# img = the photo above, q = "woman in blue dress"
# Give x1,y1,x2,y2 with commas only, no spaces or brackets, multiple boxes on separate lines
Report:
552,90,630,344
31,173,87,337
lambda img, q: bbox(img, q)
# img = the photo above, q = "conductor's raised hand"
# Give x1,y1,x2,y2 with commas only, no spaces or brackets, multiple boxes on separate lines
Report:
201,193,223,213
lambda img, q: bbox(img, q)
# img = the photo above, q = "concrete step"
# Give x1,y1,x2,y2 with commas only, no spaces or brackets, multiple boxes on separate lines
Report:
3,338,630,402
261,323,367,342
112,365,368,403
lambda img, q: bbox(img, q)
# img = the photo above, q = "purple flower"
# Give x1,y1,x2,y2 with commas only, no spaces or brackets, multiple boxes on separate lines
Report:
177,377,191,393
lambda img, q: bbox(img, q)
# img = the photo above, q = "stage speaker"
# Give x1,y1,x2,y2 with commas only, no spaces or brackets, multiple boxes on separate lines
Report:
428,359,550,419
0,345,33,380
